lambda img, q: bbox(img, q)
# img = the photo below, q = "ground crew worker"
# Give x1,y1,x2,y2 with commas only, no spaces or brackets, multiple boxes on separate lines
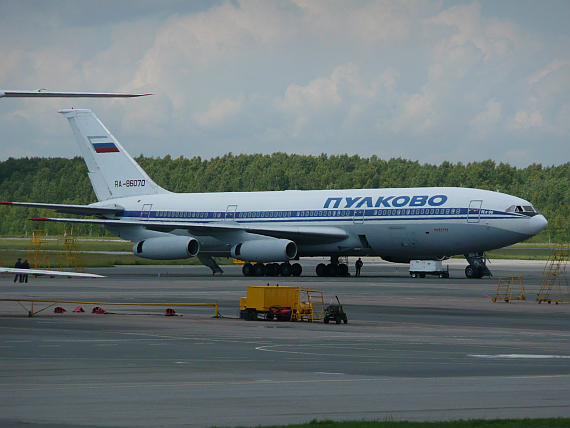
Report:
355,258,363,276
14,258,22,282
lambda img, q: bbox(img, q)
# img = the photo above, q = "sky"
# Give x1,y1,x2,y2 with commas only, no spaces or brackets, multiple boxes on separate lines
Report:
1,0,569,168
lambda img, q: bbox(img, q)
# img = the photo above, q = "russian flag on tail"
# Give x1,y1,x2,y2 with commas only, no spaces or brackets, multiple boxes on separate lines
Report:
92,142,120,153
88,136,119,153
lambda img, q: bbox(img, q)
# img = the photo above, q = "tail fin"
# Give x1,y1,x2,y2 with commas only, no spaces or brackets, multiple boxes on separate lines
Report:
59,109,169,201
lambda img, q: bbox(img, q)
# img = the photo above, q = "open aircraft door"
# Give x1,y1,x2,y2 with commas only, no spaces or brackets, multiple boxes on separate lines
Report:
467,200,482,223
140,204,152,220
225,205,237,221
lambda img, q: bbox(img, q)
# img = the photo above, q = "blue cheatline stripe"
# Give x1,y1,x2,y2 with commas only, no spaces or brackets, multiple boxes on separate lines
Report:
120,208,521,223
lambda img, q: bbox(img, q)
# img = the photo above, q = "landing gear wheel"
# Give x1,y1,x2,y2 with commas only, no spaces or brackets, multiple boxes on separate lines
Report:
316,263,327,277
338,264,349,277
242,263,253,276
326,264,337,277
475,267,484,279
465,265,483,279
245,310,258,321
253,263,265,277
280,263,292,277
264,264,277,276
291,263,302,277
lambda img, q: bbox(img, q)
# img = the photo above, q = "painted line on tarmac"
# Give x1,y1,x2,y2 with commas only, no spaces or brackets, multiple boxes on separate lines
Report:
2,373,570,393
470,354,570,359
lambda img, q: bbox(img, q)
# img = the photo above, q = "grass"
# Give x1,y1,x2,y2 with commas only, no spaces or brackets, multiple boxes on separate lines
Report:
484,248,554,260
213,419,570,428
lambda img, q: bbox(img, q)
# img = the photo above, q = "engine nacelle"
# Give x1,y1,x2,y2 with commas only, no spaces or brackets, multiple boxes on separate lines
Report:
231,239,297,263
133,236,200,260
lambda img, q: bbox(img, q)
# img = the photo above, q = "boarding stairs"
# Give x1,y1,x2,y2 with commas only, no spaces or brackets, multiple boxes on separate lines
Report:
536,244,570,304
493,275,526,302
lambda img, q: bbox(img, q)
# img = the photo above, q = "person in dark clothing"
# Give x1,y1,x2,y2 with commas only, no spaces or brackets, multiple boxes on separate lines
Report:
355,258,363,276
21,258,30,283
14,258,22,283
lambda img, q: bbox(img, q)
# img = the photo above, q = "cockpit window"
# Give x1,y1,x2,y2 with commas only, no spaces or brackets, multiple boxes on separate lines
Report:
506,204,539,216
505,205,538,217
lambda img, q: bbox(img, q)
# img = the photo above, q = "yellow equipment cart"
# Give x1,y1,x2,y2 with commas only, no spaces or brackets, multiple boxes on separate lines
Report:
239,285,325,322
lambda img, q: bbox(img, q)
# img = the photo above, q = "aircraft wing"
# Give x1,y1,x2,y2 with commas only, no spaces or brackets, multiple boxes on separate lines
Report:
0,90,151,98
1,202,123,217
0,267,105,278
28,217,348,244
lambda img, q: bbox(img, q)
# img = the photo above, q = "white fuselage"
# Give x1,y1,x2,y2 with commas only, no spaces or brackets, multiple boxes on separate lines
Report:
97,186,547,262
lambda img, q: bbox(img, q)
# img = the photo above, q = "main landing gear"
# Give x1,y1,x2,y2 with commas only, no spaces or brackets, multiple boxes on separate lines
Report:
464,253,492,279
316,256,350,277
242,262,302,277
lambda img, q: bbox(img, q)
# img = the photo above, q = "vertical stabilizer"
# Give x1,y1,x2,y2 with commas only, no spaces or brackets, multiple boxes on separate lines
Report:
59,109,168,201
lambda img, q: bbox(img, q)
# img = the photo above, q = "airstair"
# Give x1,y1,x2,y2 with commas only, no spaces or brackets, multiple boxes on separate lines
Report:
493,275,526,302
56,228,86,273
536,244,570,304
27,230,50,269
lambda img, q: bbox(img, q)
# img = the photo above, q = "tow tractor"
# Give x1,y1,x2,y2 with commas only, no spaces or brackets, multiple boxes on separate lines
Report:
323,296,348,324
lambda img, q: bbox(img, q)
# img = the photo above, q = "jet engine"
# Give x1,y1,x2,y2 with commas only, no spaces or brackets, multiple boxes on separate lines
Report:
133,236,200,260
231,239,297,263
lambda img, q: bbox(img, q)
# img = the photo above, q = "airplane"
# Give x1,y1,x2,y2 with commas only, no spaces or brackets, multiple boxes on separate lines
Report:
1,109,548,278
0,267,105,279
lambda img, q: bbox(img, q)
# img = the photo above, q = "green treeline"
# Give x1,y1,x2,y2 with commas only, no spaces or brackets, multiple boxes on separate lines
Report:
1,154,568,242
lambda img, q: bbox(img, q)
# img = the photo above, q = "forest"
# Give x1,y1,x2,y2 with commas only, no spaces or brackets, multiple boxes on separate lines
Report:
0,154,568,242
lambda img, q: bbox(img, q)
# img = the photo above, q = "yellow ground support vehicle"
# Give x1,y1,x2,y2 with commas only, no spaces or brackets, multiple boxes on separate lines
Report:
239,285,325,322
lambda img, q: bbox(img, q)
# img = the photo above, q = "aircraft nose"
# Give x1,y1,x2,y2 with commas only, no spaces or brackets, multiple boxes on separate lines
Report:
527,214,548,236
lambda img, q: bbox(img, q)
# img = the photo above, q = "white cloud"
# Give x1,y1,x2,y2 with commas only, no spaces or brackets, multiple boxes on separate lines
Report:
509,109,543,130
424,2,529,62
195,98,242,127
275,64,360,114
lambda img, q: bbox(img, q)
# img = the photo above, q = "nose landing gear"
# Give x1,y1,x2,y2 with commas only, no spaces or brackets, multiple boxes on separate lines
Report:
464,253,492,279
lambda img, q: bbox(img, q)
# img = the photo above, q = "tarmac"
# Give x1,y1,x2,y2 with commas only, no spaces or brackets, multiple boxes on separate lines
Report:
1,258,569,428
